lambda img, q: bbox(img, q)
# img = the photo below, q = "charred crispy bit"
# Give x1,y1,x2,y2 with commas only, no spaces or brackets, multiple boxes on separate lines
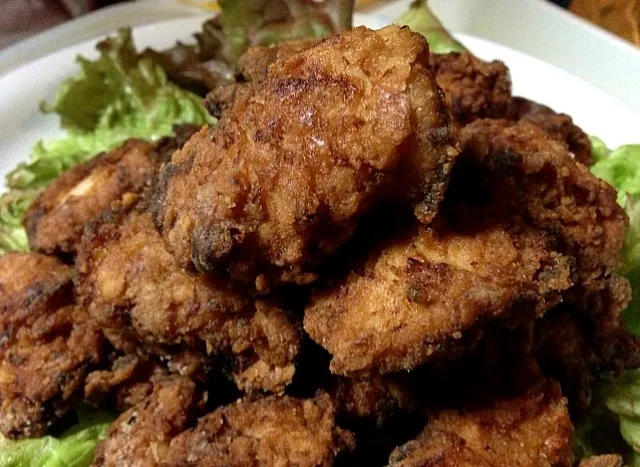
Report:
430,52,512,125
166,393,354,467
457,119,627,292
154,124,201,165
0,305,103,439
578,455,624,467
329,374,416,426
304,207,573,375
387,379,574,467
0,252,73,348
509,96,593,165
154,25,457,289
24,140,156,255
92,377,202,467
77,209,300,393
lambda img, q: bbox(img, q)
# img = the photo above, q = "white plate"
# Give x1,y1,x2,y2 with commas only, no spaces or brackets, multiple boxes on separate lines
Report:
1,13,639,189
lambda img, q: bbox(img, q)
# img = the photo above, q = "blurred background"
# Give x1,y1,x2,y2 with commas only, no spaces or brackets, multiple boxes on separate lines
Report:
0,0,638,51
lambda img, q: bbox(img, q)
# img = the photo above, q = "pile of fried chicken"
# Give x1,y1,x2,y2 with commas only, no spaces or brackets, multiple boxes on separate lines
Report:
1,25,637,466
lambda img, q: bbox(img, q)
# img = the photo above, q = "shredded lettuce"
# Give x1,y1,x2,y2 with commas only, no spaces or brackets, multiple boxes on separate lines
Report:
0,408,114,467
575,140,640,461
144,0,355,94
396,0,465,54
0,28,213,256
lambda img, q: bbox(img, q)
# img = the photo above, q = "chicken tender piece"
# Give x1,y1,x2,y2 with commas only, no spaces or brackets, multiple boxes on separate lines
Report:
304,209,573,375
77,209,300,393
24,140,157,255
0,252,73,349
166,393,354,466
92,377,202,467
509,97,593,165
0,305,103,439
387,379,573,467
154,25,457,289
430,52,512,125
457,119,627,291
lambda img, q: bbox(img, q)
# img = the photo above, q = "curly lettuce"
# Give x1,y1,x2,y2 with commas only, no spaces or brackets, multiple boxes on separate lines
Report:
0,28,213,255
578,140,640,463
144,0,355,94
0,408,114,467
396,0,465,54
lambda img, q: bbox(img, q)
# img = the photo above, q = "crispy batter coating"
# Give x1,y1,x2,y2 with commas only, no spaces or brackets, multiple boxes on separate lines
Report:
92,377,202,467
24,140,156,255
0,252,73,349
509,96,593,165
166,393,354,467
154,25,457,288
457,119,627,292
0,305,103,439
430,52,512,125
387,379,573,467
77,209,300,393
304,208,573,375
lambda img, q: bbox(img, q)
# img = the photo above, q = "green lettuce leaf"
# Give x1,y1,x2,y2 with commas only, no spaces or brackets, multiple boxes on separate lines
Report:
143,0,355,95
575,140,640,462
0,27,213,256
0,408,113,467
590,138,640,334
396,0,465,54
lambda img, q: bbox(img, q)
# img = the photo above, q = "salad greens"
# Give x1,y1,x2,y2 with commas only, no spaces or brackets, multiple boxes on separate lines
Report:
143,0,355,94
0,408,113,467
0,28,213,254
396,0,465,54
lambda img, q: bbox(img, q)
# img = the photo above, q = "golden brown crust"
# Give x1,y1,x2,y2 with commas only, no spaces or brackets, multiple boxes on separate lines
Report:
154,25,457,288
388,379,574,467
0,252,73,349
92,377,202,467
578,455,624,467
430,52,512,125
24,140,157,255
77,209,300,393
457,119,627,292
166,393,354,467
509,97,593,165
304,209,573,375
0,305,103,438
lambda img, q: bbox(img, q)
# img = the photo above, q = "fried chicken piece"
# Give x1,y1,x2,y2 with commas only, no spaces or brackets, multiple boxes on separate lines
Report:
509,96,593,165
0,252,73,349
0,253,102,439
92,377,202,467
0,304,103,439
389,326,574,467
430,52,512,125
23,140,156,255
77,208,300,393
387,379,574,467
456,119,627,292
304,207,573,375
166,393,354,467
154,25,457,289
85,350,207,411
